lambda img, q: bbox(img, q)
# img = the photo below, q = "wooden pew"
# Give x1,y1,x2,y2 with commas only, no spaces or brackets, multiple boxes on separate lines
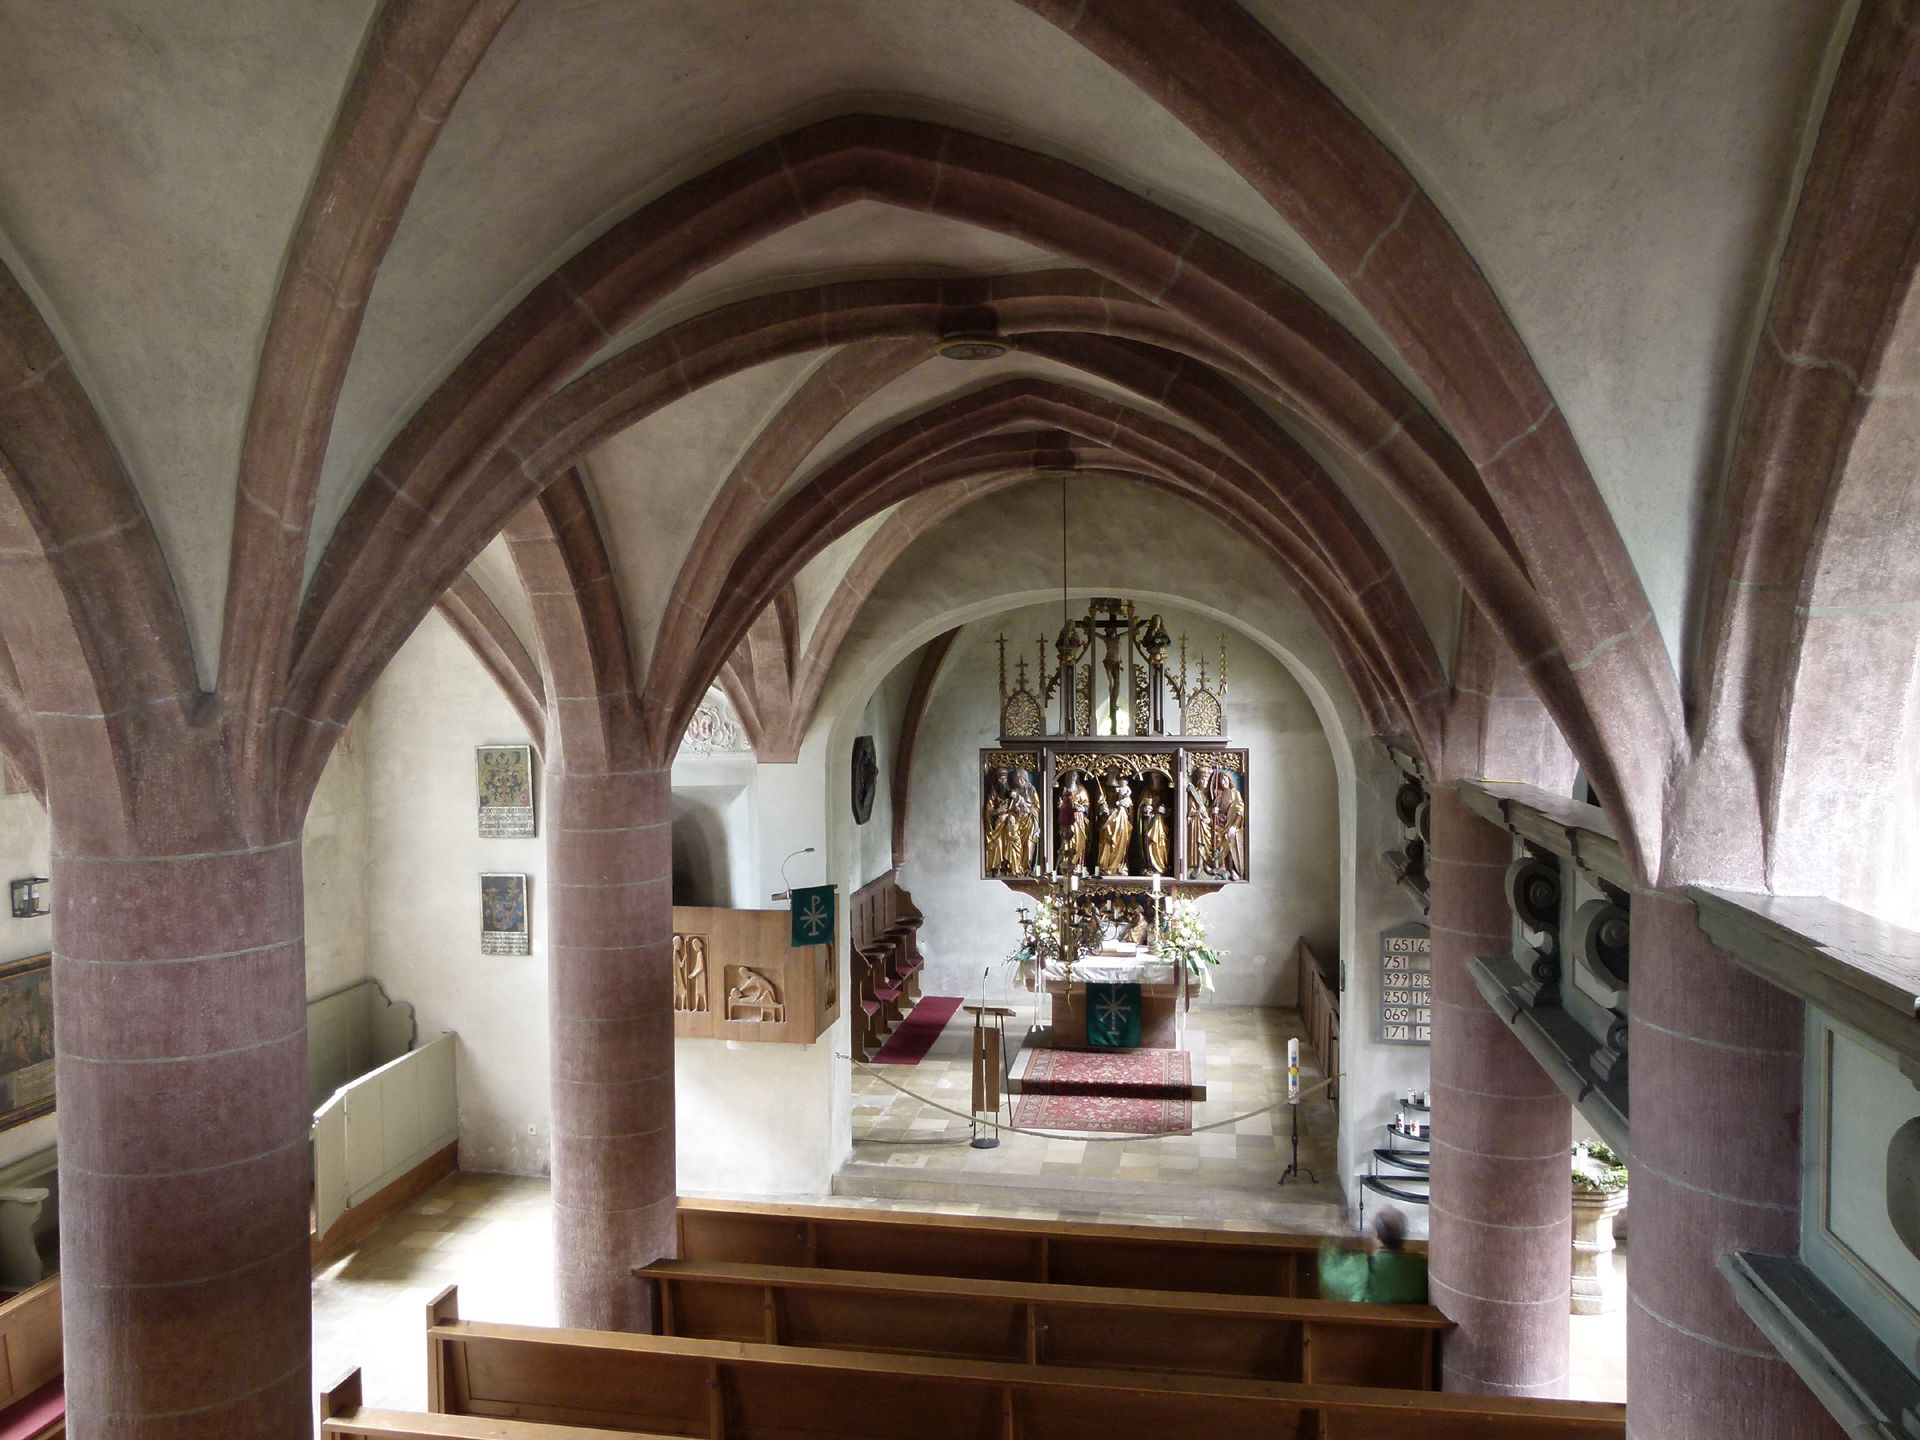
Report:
677,1196,1422,1298
643,1258,1447,1388
319,1367,663,1438
426,1287,1624,1440
0,1276,61,1440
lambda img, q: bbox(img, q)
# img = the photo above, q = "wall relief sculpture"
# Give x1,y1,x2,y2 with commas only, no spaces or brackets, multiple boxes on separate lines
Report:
672,933,709,1013
725,966,785,1023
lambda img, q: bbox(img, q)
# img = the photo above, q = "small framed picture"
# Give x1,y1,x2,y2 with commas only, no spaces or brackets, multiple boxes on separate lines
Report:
476,744,535,838
480,873,531,956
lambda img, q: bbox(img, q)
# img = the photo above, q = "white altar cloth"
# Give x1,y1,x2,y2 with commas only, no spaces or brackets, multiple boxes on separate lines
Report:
1041,956,1176,986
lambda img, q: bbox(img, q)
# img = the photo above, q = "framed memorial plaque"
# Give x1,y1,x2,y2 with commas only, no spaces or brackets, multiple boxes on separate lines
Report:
0,953,53,1129
1378,921,1431,1045
476,744,535,838
481,872,532,956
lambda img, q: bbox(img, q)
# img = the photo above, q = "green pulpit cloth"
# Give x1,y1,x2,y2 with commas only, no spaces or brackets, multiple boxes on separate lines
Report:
1087,982,1141,1048
789,884,835,947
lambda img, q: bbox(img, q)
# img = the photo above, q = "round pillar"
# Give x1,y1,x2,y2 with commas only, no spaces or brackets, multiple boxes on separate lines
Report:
547,763,676,1330
53,836,311,1438
1627,891,1843,1438
1426,789,1572,1395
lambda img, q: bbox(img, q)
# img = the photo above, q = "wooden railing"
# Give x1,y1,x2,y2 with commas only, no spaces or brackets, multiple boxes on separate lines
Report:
1299,937,1341,1110
312,1033,458,1254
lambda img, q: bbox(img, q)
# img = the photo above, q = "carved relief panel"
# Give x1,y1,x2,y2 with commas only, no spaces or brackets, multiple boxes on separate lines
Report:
672,906,834,1043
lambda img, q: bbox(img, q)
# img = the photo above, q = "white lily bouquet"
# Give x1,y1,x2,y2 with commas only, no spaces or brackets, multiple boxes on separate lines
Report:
1163,896,1224,990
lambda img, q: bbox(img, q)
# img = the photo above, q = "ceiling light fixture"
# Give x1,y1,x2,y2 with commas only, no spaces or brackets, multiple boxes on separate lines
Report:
936,331,1009,361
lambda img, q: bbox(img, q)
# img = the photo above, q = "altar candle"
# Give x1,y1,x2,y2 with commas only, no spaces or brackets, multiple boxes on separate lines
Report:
1287,1038,1300,1103
1151,873,1161,896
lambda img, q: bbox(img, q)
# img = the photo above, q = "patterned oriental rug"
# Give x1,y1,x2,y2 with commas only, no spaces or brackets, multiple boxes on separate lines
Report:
1011,1087,1192,1136
1012,1049,1196,1134
1017,1048,1193,1099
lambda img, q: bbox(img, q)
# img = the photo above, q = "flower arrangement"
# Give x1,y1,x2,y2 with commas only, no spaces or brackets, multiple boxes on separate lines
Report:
1007,898,1067,985
1572,1140,1628,1194
1162,896,1224,989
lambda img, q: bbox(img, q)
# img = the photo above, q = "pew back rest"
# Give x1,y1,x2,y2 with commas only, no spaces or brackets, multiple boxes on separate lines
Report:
425,1289,1622,1440
0,1276,59,1413
677,1196,1429,1298
320,1367,664,1439
644,1258,1448,1388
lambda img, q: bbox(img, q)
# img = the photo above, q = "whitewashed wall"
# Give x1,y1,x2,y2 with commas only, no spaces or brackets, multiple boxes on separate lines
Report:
898,599,1340,1007
355,610,850,1195
364,611,552,1174
852,660,915,891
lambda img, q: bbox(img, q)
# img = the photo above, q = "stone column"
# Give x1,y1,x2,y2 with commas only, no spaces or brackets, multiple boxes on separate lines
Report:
54,834,311,1439
1628,893,1843,1439
547,762,676,1330
1426,789,1571,1395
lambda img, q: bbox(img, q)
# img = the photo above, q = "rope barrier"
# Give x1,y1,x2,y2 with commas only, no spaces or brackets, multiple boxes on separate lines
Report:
848,1055,1337,1145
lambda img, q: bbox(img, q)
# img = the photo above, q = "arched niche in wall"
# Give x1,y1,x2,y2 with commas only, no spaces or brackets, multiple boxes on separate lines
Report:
672,788,744,907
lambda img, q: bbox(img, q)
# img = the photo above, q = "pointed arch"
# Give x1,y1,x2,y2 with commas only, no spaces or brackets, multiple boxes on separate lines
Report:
220,0,519,792
1692,3,1920,895
436,574,546,755
287,115,1672,863
0,260,202,843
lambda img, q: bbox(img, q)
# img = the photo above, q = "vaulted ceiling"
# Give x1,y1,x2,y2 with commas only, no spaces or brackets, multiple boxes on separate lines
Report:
1,0,1887,882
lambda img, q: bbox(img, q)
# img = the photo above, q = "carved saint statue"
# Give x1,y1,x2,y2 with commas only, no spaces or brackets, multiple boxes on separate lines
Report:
1210,769,1247,881
1096,773,1134,876
983,767,1016,875
1186,764,1214,879
1056,772,1091,876
1119,897,1152,947
1137,784,1170,875
1007,770,1041,875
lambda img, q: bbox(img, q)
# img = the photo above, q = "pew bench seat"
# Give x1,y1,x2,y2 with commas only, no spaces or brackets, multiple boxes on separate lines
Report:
320,1369,666,1440
642,1257,1449,1387
426,1287,1624,1440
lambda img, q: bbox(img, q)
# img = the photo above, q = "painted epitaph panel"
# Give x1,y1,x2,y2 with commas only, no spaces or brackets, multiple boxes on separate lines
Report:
1379,922,1431,1045
0,954,53,1128
476,744,535,838
481,872,532,956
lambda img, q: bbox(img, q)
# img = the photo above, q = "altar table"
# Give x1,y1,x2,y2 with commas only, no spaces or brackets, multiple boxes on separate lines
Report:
1037,952,1187,1050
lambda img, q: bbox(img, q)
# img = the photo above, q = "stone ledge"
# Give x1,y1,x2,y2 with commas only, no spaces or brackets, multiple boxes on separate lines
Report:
1721,1251,1920,1440
1456,781,1631,889
1690,887,1920,1083
1467,952,1629,1156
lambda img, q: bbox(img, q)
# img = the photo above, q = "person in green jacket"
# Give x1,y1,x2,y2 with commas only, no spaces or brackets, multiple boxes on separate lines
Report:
1317,1207,1428,1304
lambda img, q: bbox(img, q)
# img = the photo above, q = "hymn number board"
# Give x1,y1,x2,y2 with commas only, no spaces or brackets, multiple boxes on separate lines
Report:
1379,921,1431,1045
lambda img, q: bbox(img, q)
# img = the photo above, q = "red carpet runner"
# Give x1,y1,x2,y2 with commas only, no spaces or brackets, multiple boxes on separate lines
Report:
869,994,963,1065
